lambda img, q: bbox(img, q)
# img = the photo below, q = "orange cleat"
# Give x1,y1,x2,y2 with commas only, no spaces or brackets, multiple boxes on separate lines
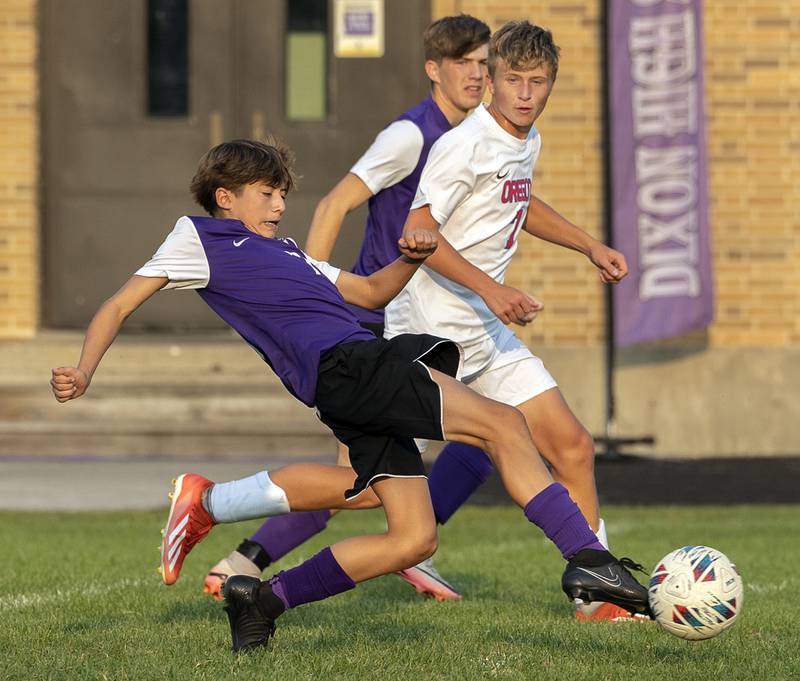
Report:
160,473,214,586
203,571,228,601
575,601,652,622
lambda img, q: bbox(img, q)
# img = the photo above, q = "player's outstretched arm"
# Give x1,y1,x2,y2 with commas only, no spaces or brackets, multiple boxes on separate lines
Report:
51,275,167,402
304,174,373,260
525,196,628,284
403,205,543,326
334,230,437,309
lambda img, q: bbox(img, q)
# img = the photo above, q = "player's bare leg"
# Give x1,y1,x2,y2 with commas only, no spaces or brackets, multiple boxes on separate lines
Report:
269,463,379,510
208,433,460,601
205,444,352,599
516,388,599,529
329,477,437,580
162,463,378,586
517,388,649,622
426,368,650,617
426,369,552,503
222,476,438,652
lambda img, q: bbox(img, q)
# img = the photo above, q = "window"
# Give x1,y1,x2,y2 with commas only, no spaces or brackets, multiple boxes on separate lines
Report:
147,0,189,116
286,0,328,120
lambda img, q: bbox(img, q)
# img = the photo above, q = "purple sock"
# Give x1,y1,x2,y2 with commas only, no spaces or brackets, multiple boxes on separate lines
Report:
269,547,355,610
524,483,604,559
250,510,331,562
428,443,493,524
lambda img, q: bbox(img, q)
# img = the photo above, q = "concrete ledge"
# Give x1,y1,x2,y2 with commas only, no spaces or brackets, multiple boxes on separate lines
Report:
3,333,799,458
538,345,800,457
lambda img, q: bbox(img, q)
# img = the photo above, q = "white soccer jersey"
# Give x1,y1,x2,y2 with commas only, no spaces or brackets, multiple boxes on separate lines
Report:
384,104,542,378
349,120,424,193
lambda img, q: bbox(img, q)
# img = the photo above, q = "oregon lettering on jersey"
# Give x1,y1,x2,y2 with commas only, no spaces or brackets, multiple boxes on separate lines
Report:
501,178,532,204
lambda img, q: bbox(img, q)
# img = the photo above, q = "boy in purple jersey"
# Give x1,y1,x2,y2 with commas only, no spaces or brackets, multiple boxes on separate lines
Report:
205,13,493,603
51,139,649,652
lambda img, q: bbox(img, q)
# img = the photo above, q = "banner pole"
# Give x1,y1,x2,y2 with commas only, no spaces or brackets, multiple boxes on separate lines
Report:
599,0,619,458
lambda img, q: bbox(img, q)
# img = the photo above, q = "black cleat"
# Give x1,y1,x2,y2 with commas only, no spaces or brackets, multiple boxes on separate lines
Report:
222,575,276,653
562,557,652,617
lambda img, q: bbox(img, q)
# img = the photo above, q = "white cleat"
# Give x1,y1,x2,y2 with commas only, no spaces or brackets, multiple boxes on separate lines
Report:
396,557,461,601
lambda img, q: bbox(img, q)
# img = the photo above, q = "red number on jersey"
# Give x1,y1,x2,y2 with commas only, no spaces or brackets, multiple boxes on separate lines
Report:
504,208,526,249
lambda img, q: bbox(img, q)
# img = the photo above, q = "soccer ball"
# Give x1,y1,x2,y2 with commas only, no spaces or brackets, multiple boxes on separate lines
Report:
648,545,743,640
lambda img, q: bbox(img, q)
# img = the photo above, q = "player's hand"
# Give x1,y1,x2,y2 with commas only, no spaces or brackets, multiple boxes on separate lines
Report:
482,282,544,326
589,243,628,284
398,230,438,261
51,367,89,403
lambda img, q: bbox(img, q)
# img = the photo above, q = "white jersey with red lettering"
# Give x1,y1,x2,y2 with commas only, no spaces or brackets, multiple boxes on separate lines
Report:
384,104,541,379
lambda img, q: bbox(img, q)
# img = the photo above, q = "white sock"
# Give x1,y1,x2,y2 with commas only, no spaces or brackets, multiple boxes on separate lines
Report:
207,471,290,523
596,518,609,550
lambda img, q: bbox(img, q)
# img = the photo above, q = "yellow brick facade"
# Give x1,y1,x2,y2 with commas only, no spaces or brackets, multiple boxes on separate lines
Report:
1,1,798,347
433,0,800,348
0,0,38,339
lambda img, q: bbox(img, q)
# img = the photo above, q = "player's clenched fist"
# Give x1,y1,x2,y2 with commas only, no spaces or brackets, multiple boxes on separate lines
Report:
51,366,89,402
482,281,544,326
588,243,628,284
398,230,438,260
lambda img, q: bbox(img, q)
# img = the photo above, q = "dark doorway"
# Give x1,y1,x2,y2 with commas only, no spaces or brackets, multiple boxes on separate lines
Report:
41,0,431,329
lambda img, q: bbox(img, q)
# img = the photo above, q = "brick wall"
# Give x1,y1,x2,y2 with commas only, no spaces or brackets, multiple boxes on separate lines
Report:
704,1,800,347
432,0,800,349
2,1,798,347
0,0,38,339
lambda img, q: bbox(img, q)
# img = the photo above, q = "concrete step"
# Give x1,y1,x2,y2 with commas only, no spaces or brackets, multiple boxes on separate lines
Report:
0,332,331,457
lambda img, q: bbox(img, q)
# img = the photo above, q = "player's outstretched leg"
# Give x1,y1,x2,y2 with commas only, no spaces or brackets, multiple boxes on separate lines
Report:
207,442,489,602
206,440,487,602
223,476,436,652
516,387,648,621
395,441,491,600
160,464,379,586
427,368,650,616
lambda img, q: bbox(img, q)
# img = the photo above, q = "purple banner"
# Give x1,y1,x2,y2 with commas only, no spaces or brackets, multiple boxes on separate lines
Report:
609,0,714,346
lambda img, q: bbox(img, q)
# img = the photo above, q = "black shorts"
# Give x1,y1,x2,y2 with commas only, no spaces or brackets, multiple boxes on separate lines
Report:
315,334,461,499
359,320,385,338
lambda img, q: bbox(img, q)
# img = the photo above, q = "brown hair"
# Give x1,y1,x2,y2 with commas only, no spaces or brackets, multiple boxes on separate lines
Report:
488,20,560,80
190,138,297,216
423,14,490,62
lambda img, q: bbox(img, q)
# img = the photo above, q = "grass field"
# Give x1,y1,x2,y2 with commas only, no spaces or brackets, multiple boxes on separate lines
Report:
1,505,798,681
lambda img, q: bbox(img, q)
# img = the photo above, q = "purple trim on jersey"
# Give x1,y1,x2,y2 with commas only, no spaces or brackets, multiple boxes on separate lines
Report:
348,96,452,324
189,216,375,406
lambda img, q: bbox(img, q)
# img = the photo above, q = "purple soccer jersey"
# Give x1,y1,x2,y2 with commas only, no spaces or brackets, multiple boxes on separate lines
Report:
138,216,375,406
348,96,452,323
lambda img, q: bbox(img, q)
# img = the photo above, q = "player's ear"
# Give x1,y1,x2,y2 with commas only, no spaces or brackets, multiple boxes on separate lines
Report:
486,71,496,96
424,59,441,85
215,187,234,211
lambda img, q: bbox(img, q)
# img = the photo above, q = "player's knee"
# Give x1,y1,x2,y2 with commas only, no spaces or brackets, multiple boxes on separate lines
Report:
486,404,528,447
557,428,595,472
394,528,438,567
410,531,438,564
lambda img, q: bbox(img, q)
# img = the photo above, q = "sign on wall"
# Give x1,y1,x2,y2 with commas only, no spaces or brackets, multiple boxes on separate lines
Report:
334,0,384,58
609,0,714,346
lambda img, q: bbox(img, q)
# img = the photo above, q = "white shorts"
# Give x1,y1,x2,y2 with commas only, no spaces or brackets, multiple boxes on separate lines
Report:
466,353,557,406
415,337,557,451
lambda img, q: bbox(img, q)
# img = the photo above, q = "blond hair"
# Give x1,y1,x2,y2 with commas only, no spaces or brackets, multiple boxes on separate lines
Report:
488,20,560,79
